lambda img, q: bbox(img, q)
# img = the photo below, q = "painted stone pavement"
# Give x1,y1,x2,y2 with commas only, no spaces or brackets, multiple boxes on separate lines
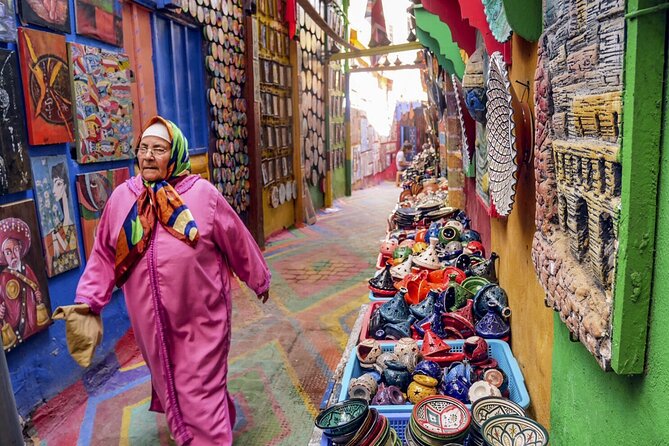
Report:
27,182,398,445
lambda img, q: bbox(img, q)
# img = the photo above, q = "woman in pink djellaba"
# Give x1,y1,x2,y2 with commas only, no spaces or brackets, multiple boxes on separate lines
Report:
54,116,271,445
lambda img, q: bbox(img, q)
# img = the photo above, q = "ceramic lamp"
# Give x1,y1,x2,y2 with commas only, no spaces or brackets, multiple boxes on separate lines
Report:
390,255,414,280
413,237,443,270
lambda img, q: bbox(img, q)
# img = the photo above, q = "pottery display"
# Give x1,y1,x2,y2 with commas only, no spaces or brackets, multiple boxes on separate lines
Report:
371,383,405,406
374,351,400,373
379,293,411,323
314,398,368,439
369,264,397,296
469,252,500,283
382,360,412,389
413,360,442,381
471,397,525,432
481,415,549,446
413,238,444,270
412,396,471,440
357,339,382,369
348,373,378,402
407,374,439,404
473,283,511,320
410,289,438,320
390,255,414,280
468,380,502,403
380,239,398,256
475,305,511,339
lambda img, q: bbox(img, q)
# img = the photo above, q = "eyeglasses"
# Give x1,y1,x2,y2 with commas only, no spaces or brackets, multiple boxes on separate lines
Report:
137,146,170,156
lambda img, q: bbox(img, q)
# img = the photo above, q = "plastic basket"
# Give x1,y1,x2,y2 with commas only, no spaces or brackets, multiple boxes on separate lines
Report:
368,290,392,302
318,412,410,446
339,340,529,415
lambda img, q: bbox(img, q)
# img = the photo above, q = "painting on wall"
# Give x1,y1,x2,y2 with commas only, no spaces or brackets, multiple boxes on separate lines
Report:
75,0,122,46
70,43,133,164
18,0,71,33
0,49,33,195
0,0,17,41
17,27,74,146
31,156,80,277
76,167,129,259
0,199,52,351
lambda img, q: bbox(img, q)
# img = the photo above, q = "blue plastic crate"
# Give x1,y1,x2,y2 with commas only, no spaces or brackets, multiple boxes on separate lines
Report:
368,290,392,302
339,340,529,415
318,412,410,446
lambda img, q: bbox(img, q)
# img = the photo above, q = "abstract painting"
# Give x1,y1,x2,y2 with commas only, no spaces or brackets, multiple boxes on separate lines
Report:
76,167,129,259
31,155,80,277
0,0,17,41
75,0,122,46
0,199,51,352
0,49,33,195
17,27,74,146
18,0,71,33
70,43,133,164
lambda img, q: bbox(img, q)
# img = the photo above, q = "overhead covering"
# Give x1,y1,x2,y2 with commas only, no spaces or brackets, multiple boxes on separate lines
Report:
502,0,542,42
414,5,465,78
421,0,476,56
481,0,512,43
415,26,454,75
457,0,511,62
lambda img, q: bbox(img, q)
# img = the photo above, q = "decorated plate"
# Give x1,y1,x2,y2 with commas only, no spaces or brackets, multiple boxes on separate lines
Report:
412,396,471,437
472,397,525,430
278,182,286,204
481,415,548,446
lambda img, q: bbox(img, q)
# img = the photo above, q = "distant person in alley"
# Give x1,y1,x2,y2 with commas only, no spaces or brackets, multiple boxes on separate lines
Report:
395,141,412,186
53,116,271,446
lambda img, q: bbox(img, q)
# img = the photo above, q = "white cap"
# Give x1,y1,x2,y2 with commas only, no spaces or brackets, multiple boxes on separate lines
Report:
141,122,171,143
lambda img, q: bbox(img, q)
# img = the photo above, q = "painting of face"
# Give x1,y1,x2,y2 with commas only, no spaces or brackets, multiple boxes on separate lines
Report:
0,49,33,195
18,0,71,33
0,0,17,42
76,167,129,259
74,0,122,46
17,27,74,146
70,43,134,163
0,200,51,352
31,155,80,277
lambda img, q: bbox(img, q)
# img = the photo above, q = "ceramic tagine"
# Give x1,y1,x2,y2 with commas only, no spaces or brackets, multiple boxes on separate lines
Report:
413,237,443,270
469,252,500,282
379,292,411,323
475,301,511,339
473,284,511,320
369,264,397,297
390,255,414,280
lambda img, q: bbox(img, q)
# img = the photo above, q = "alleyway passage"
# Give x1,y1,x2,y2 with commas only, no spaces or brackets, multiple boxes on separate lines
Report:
28,182,398,446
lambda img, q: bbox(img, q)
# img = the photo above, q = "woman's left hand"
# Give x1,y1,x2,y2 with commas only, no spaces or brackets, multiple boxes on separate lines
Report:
257,291,269,304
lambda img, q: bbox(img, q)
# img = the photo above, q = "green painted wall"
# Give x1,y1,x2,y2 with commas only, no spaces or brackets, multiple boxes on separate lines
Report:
309,184,324,210
550,7,669,438
333,166,346,199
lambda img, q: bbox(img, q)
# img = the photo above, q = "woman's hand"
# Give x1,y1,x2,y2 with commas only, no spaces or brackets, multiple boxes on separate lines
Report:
257,291,269,304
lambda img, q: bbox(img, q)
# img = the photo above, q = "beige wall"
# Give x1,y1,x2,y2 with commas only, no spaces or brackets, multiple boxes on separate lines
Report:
489,35,553,428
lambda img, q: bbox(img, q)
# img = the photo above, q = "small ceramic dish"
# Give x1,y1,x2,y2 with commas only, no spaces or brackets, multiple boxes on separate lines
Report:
314,398,368,439
481,414,549,446
471,396,526,430
412,395,471,439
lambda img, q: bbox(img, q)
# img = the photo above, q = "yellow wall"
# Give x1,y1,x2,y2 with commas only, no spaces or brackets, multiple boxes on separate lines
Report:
489,36,553,428
262,189,296,237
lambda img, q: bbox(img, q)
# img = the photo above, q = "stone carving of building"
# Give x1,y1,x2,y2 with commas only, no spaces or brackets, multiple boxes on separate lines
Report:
532,0,624,369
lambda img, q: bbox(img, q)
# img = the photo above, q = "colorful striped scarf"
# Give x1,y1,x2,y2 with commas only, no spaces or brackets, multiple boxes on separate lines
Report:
114,117,199,286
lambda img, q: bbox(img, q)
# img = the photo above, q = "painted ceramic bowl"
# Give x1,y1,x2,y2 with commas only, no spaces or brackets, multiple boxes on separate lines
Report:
314,398,369,438
412,395,471,440
481,415,549,446
471,397,526,431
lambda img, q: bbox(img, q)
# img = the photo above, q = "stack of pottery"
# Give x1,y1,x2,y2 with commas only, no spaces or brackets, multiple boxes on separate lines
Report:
480,415,549,446
315,399,403,445
469,397,525,446
405,396,471,445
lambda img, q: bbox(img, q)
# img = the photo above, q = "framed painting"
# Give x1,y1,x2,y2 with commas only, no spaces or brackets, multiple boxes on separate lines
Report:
30,156,80,277
17,27,74,146
0,0,17,41
75,167,129,259
74,0,122,46
69,43,134,164
0,199,52,352
0,49,33,195
18,0,71,33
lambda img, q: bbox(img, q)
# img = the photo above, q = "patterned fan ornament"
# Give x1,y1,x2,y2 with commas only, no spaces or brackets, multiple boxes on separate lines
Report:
452,74,471,174
486,51,518,217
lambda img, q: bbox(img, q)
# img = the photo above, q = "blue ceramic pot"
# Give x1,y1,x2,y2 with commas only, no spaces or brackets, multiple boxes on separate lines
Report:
383,360,411,390
439,376,471,403
413,360,442,381
460,229,481,243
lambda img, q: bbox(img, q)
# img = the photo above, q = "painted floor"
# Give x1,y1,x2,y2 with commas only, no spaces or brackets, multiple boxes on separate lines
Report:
28,182,399,446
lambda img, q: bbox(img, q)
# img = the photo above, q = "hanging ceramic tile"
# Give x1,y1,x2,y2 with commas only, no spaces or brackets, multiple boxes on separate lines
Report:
17,28,74,145
481,0,512,43
75,167,129,259
69,43,134,164
0,199,52,352
18,0,70,33
486,51,518,217
74,0,122,46
0,0,17,41
0,49,32,195
30,155,80,277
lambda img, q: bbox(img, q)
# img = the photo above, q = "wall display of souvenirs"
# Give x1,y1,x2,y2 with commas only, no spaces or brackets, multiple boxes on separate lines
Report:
0,199,52,352
74,0,122,46
75,167,129,259
17,27,74,146
0,49,33,195
0,0,17,41
69,43,134,164
31,156,80,277
329,60,345,170
18,0,70,33
195,0,249,214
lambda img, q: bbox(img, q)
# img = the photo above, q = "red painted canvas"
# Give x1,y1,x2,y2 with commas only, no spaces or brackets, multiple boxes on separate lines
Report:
17,27,74,145
75,0,122,46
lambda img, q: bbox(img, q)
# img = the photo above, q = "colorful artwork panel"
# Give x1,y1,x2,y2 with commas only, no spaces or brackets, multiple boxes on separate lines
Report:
70,43,134,164
0,0,17,42
31,156,80,277
0,199,52,351
75,0,122,46
0,49,33,195
18,0,71,33
75,167,129,259
17,27,74,146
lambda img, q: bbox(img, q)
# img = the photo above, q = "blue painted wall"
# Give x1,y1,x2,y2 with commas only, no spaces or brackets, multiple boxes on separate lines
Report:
1,0,134,417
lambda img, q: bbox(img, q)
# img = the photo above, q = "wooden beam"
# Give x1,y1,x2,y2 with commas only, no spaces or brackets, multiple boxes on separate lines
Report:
329,41,424,61
296,0,355,51
349,63,424,73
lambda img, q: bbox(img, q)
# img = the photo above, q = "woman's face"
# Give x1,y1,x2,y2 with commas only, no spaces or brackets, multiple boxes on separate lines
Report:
52,177,66,200
137,136,171,182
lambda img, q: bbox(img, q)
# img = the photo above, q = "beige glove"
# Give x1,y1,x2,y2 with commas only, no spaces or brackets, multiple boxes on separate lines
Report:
52,304,103,367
